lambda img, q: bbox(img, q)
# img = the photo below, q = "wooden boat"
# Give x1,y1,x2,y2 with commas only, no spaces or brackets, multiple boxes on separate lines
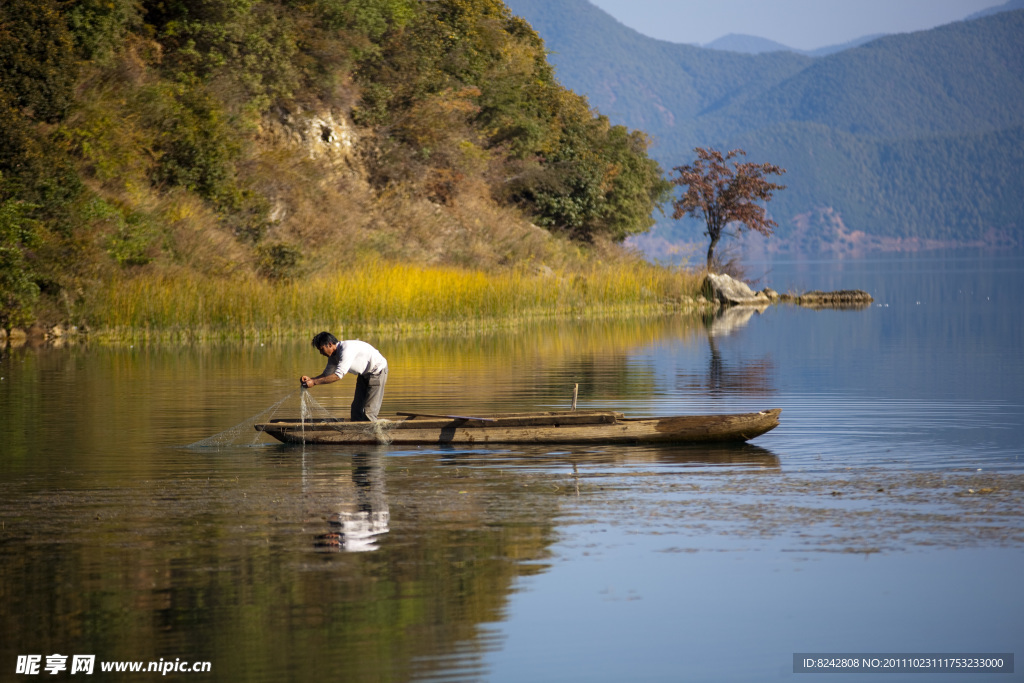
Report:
254,408,781,445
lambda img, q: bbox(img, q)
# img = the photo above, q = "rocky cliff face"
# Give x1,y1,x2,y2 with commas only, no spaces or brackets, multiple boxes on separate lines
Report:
266,107,357,166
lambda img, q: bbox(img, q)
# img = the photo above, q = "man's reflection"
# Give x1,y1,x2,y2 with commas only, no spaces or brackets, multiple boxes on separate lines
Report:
315,453,390,552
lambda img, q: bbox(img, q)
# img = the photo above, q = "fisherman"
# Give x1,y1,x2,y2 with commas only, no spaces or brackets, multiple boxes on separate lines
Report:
300,332,389,422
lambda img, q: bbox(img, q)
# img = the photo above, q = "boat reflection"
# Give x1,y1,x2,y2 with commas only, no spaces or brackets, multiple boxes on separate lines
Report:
646,442,779,468
305,441,782,471
432,442,781,470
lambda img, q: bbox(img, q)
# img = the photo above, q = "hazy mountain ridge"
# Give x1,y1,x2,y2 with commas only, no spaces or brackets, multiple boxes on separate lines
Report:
703,33,884,56
713,15,1024,140
504,0,1024,253
967,0,1024,20
508,0,812,126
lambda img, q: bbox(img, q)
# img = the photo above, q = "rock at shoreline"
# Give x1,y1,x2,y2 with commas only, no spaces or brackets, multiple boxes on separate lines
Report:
703,272,872,309
779,290,874,309
702,273,772,306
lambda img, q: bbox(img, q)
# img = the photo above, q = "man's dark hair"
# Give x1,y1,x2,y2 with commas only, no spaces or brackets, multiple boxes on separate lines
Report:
311,331,338,349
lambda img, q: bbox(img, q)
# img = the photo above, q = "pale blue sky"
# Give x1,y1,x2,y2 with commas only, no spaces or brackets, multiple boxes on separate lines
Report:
588,0,1002,50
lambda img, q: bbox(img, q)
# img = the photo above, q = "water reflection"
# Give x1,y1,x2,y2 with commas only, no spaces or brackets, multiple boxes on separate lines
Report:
674,308,775,397
5,252,1023,683
706,306,766,338
653,443,780,469
312,453,391,552
0,446,564,683
383,442,781,471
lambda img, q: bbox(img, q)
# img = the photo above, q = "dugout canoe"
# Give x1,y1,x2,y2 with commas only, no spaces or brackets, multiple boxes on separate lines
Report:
254,408,781,445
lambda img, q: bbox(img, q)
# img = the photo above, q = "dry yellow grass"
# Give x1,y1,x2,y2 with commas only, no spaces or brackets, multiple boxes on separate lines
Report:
87,260,705,341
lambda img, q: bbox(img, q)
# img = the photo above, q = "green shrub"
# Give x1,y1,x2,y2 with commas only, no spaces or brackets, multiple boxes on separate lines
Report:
64,0,142,61
105,213,161,267
256,241,303,280
0,0,78,123
147,0,301,112
0,196,43,329
141,82,240,200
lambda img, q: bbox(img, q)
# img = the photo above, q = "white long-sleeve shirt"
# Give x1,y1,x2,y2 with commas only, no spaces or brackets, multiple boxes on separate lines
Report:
324,340,388,378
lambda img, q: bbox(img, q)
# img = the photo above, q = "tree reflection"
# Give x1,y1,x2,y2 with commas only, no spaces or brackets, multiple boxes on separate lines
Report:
677,308,775,396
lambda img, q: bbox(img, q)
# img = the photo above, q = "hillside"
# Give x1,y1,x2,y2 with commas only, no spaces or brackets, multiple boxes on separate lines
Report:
731,123,1024,247
0,0,671,331
712,15,1024,140
499,0,811,137
505,0,1024,254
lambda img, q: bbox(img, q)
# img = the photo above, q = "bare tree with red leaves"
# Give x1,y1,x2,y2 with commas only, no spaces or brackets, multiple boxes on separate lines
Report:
671,148,786,272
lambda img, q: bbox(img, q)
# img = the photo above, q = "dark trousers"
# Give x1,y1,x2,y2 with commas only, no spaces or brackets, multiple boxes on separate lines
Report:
351,367,387,421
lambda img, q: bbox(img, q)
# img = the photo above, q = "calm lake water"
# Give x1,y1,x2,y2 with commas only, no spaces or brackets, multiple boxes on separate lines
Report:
2,251,1022,682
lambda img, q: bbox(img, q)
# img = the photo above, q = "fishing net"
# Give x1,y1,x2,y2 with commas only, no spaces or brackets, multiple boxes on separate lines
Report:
186,388,400,447
186,390,296,448
301,390,400,444
359,418,399,445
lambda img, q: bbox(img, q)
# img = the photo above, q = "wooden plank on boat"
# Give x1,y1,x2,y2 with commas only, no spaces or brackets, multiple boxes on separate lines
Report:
395,411,620,427
484,413,620,427
397,412,497,422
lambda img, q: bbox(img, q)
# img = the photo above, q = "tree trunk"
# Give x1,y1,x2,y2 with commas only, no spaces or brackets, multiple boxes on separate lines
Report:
706,233,720,272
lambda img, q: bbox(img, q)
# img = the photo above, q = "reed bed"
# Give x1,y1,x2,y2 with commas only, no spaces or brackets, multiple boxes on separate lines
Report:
88,262,705,341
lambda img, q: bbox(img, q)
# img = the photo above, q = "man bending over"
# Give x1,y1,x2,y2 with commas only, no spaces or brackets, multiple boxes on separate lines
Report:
301,331,389,422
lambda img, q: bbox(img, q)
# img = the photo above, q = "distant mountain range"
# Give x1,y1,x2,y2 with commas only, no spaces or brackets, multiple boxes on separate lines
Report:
503,0,1024,255
703,33,884,57
967,0,1024,20
703,0,1024,56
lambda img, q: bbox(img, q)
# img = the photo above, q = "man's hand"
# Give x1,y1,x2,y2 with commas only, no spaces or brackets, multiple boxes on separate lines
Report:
300,375,314,388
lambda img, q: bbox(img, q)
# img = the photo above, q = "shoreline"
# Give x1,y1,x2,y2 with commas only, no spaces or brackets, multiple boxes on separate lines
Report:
3,268,882,349
1,286,880,349
0,299,718,347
